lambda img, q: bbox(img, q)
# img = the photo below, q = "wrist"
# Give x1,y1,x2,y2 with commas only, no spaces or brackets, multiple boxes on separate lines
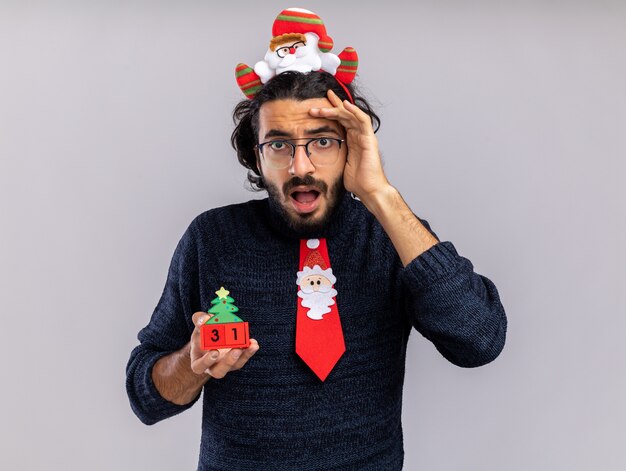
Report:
359,186,439,266
359,184,401,220
152,342,208,405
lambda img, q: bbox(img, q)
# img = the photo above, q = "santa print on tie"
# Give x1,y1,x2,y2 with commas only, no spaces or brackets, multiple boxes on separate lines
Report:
296,238,345,381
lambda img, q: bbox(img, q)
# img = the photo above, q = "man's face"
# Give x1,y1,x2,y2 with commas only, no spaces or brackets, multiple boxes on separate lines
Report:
256,97,347,233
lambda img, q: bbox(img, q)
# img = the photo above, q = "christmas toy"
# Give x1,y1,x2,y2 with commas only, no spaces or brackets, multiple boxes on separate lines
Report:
235,7,359,99
200,287,251,350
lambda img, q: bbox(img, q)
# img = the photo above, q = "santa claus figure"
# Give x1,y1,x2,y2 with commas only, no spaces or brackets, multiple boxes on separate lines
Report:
296,239,338,320
254,31,341,83
235,7,359,99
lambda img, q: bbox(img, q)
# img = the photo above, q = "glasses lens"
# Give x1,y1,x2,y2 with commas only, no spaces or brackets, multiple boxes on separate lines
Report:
262,141,293,169
260,138,342,169
307,138,341,167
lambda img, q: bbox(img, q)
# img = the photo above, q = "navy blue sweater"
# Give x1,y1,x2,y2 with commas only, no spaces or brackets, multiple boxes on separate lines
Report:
126,192,507,470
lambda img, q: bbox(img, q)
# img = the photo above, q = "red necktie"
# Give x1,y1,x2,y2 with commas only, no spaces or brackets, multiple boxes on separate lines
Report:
295,238,345,381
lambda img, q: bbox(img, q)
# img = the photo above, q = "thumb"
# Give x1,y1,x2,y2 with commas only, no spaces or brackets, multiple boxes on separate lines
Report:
192,311,212,327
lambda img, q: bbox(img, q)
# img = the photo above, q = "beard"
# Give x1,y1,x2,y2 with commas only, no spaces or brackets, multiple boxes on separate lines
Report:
297,285,338,320
275,48,322,74
264,174,346,234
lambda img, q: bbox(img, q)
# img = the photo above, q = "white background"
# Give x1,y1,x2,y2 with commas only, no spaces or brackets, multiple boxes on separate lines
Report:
1,1,624,469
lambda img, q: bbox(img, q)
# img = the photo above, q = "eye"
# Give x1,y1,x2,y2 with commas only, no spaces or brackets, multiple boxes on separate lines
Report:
316,280,321,285
310,281,314,285
269,141,286,151
277,47,289,57
314,138,333,149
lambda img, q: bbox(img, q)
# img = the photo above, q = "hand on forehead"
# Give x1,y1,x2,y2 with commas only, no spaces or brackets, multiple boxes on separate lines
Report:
309,89,375,137
258,97,346,140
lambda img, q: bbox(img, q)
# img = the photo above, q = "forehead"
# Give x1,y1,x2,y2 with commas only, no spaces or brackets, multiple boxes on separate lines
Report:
257,98,343,138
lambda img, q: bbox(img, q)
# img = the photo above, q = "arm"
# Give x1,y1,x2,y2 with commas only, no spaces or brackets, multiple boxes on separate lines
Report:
363,185,506,367
151,342,206,406
398,233,507,367
310,90,507,367
310,89,439,265
126,220,259,424
125,224,202,425
361,185,439,266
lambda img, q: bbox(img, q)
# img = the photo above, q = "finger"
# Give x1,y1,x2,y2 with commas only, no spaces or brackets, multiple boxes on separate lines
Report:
308,89,348,120
326,89,345,108
327,88,374,131
327,89,369,127
311,97,371,132
343,99,374,127
230,338,260,371
309,106,362,131
192,311,206,326
192,311,214,328
191,312,216,346
337,103,375,135
205,347,244,379
190,348,223,374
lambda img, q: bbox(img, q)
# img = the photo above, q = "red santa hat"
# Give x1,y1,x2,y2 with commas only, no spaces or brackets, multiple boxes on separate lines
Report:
271,8,334,52
304,248,327,270
296,239,337,286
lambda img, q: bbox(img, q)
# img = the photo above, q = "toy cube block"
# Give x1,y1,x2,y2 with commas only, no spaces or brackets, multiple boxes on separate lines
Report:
200,322,250,350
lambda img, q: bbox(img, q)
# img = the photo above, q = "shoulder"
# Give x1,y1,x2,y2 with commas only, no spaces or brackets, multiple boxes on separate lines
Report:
178,198,268,255
187,198,266,234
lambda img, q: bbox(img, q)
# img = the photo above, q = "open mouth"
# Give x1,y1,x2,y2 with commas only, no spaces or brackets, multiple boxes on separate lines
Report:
289,188,321,214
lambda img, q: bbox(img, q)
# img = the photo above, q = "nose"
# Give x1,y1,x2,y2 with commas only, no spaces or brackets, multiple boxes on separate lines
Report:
289,47,296,55
288,144,315,177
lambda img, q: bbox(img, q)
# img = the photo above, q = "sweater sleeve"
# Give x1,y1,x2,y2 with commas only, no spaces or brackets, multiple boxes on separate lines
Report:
126,221,202,425
400,219,507,368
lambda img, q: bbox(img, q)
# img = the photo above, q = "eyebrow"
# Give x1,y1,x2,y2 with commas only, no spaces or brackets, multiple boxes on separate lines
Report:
263,125,341,140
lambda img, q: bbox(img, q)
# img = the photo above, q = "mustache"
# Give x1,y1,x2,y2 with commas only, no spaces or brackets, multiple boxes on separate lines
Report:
279,54,297,68
299,284,334,294
282,175,328,197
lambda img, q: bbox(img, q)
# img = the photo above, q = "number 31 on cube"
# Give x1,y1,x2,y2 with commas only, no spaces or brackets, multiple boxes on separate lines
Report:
200,321,250,350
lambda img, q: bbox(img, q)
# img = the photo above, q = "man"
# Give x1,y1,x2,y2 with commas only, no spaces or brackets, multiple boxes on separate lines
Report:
126,11,507,471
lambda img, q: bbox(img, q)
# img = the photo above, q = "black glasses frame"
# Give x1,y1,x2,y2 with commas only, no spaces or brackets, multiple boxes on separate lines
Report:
255,137,345,167
275,41,306,58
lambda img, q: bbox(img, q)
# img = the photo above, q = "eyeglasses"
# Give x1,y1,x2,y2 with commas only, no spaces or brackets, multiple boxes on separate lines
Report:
256,137,345,169
275,41,306,58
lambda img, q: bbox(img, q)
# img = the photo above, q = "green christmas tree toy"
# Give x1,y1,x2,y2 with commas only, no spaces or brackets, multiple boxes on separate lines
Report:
200,287,250,350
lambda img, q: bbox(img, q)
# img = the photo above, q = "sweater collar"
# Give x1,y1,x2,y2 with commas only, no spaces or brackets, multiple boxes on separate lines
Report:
263,189,358,240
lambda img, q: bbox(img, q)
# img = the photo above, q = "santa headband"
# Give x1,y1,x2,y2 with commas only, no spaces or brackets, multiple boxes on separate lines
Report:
235,7,358,102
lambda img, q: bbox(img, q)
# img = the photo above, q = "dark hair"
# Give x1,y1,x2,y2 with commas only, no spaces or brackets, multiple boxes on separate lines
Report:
231,71,381,191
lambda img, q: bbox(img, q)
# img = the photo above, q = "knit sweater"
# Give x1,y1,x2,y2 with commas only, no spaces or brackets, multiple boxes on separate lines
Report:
126,191,507,470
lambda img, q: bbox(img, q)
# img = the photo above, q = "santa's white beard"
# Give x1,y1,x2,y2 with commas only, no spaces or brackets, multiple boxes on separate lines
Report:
265,41,323,75
276,51,322,74
298,286,338,320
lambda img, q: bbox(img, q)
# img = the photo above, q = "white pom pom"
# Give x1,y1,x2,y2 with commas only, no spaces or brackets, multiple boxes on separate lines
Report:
307,239,320,249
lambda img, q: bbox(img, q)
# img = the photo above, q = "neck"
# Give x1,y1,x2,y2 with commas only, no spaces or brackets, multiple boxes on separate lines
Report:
265,189,356,240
